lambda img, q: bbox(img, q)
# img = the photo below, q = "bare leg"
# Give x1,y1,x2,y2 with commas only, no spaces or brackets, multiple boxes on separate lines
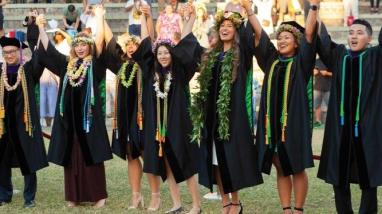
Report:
185,175,201,213
229,192,241,214
273,156,292,214
293,171,308,214
215,166,231,214
164,158,182,211
147,173,161,211
127,156,143,209
315,107,322,123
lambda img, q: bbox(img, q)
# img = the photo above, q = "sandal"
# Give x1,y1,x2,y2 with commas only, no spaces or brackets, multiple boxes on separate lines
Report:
231,202,243,214
283,206,292,214
294,207,304,213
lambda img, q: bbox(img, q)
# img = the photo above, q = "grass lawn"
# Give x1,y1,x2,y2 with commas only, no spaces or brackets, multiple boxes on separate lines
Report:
1,127,381,213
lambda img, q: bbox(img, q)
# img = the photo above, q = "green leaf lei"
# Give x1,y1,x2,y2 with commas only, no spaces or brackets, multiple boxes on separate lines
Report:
190,49,234,143
118,62,139,88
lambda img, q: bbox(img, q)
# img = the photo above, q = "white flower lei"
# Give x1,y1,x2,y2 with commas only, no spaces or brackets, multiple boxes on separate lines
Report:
153,72,172,99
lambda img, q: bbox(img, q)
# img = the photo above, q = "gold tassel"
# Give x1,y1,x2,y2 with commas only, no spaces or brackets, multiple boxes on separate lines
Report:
0,107,4,119
158,142,163,157
137,113,143,130
281,128,285,142
265,114,269,145
155,128,159,141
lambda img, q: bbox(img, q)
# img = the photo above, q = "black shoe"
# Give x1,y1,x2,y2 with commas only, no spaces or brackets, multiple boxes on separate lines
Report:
24,200,36,208
0,201,10,206
165,206,184,214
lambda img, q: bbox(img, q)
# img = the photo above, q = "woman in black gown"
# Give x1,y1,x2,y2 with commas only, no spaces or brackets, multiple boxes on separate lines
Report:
252,0,319,213
36,7,111,208
190,1,264,213
99,8,161,210
133,4,202,214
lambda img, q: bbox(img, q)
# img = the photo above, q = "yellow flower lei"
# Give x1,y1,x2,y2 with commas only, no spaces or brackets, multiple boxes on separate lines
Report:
66,55,92,87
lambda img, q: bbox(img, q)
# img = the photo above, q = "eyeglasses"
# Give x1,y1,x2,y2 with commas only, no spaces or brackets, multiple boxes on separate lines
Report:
3,49,18,56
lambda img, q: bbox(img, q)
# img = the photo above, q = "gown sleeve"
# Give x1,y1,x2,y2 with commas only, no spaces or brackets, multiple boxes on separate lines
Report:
316,23,345,73
104,37,123,74
253,29,278,73
297,26,318,83
24,47,45,84
132,37,154,78
37,42,67,77
171,33,204,82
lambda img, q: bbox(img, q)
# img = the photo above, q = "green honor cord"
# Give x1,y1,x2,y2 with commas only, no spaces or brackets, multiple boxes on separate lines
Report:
340,51,367,138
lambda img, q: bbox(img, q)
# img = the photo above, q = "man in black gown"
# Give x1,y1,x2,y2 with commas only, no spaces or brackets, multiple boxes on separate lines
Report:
0,36,47,208
317,19,382,213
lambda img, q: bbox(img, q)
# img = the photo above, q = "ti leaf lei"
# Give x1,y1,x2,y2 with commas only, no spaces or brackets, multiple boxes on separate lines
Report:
118,62,139,88
190,49,234,143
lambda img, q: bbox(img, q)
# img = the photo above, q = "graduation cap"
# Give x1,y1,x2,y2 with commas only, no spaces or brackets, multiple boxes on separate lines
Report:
0,35,28,49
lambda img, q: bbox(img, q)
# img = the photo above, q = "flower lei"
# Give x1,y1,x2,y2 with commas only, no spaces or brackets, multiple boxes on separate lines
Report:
66,55,92,87
153,72,172,99
214,10,243,30
0,63,33,138
190,49,234,143
1,63,23,91
118,62,139,88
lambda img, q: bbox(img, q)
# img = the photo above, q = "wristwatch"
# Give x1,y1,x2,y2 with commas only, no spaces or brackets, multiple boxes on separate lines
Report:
310,4,318,11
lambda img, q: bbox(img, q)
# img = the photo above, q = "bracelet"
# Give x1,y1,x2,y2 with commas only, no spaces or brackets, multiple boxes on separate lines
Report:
248,12,254,17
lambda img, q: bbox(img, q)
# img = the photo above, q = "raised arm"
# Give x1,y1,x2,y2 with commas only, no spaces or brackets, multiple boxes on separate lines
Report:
94,5,106,58
305,0,319,43
141,4,155,41
35,14,67,76
36,14,49,51
140,7,150,40
241,0,262,47
180,1,196,39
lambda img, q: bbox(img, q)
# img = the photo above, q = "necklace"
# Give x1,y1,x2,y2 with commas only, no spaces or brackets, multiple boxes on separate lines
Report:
153,70,172,157
1,63,23,91
66,56,92,87
153,71,172,99
118,62,139,88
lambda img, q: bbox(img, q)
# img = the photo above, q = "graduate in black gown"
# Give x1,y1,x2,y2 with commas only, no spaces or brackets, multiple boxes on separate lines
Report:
36,8,112,208
99,7,158,210
132,4,202,214
0,36,48,208
317,18,382,213
190,1,264,213
252,0,318,213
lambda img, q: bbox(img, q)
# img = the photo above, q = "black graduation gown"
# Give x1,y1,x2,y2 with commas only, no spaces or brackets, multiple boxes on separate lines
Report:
255,30,315,176
317,24,382,188
132,33,201,182
0,51,48,175
105,37,142,160
198,24,263,194
38,43,112,166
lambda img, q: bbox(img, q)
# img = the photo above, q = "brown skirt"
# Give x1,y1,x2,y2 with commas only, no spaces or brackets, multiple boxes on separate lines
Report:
64,139,108,203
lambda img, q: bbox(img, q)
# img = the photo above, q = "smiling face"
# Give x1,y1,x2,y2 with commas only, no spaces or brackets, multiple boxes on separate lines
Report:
2,46,20,65
348,24,372,52
157,45,172,68
73,42,91,59
277,31,298,57
126,41,138,58
219,19,236,42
